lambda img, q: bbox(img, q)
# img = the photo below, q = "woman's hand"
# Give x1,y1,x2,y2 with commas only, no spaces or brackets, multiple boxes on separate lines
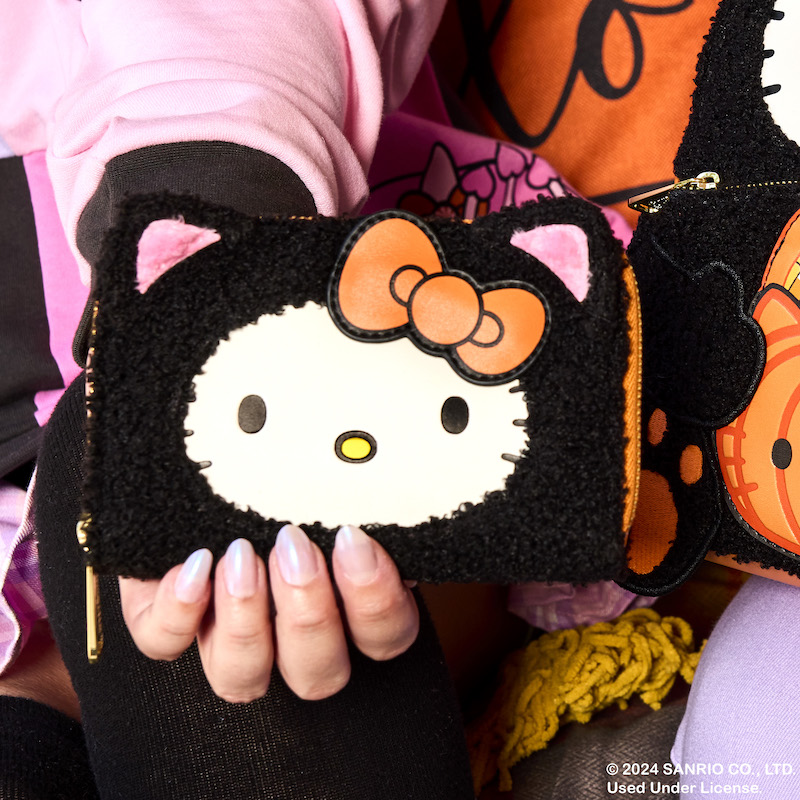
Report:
118,525,419,703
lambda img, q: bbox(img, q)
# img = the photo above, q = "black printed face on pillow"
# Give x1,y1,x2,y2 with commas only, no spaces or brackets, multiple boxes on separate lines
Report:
83,195,636,584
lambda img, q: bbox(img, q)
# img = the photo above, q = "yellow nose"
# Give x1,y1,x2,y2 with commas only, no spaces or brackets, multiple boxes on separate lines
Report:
335,430,377,463
341,436,371,460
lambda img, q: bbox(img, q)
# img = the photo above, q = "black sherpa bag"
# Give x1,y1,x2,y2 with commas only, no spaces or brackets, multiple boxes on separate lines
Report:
621,0,800,594
77,193,639,596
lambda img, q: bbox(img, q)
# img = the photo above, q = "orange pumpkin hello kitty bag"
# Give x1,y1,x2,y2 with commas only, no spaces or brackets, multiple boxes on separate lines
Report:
621,0,800,593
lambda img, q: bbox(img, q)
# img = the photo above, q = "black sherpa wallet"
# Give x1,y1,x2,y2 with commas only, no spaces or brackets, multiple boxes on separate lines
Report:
77,193,639,593
621,0,800,594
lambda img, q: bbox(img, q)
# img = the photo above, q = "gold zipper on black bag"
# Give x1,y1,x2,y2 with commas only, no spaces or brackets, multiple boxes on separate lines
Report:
629,171,800,214
628,171,720,214
79,300,103,663
76,518,102,662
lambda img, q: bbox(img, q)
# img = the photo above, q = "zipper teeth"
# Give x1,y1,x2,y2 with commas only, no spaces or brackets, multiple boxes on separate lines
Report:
629,172,800,214
722,179,800,190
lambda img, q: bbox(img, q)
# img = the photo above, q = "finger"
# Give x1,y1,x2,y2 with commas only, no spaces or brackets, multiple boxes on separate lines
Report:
269,524,350,700
119,548,213,661
332,525,419,661
197,538,273,704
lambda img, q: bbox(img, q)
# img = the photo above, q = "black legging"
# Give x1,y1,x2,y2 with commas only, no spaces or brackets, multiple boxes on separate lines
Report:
33,377,474,800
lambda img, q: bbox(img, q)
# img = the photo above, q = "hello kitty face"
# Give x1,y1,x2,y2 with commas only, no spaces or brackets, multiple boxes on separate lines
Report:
184,302,529,527
133,209,593,532
181,211,571,528
762,1,800,144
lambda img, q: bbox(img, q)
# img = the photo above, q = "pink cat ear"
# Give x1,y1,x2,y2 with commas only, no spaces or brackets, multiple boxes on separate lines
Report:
136,218,221,292
510,224,591,302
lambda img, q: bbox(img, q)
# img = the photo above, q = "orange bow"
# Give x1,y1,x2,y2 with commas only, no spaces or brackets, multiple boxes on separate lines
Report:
329,212,548,384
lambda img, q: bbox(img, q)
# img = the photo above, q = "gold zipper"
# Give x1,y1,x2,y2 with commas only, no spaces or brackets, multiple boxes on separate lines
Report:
76,518,102,663
628,172,720,214
724,178,800,191
79,300,103,663
629,171,800,214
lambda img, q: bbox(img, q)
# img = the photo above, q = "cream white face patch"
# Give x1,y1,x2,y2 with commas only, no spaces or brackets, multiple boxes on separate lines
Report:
762,1,800,144
184,303,529,527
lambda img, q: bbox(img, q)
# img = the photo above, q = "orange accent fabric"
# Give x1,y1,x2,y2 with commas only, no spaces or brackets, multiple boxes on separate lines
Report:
456,287,546,376
762,209,800,291
622,263,642,537
679,444,703,486
336,215,547,379
337,217,443,331
409,274,481,344
716,288,800,553
647,408,667,447
431,1,719,226
626,469,677,575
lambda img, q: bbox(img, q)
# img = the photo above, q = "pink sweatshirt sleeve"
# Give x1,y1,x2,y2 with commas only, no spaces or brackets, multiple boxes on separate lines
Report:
8,1,444,281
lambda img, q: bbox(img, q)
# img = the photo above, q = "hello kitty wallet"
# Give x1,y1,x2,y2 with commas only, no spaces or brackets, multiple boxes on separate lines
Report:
77,193,640,587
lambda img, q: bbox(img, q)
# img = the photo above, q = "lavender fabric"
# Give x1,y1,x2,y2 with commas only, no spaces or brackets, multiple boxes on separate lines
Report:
508,580,655,632
672,576,800,796
0,478,47,673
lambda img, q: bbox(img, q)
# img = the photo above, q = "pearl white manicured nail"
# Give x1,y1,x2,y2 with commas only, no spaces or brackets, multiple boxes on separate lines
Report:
335,525,379,585
174,548,213,604
274,524,319,587
224,539,258,599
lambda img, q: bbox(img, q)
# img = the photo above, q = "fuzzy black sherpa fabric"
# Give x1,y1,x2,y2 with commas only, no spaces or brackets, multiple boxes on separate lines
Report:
621,0,800,592
673,1,800,185
80,193,633,584
35,378,475,800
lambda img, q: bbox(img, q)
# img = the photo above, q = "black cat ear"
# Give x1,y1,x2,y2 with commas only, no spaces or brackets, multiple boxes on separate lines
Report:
674,0,800,181
135,218,220,293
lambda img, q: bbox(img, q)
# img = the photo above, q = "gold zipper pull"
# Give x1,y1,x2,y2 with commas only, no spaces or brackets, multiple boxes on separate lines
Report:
76,519,103,663
628,171,720,214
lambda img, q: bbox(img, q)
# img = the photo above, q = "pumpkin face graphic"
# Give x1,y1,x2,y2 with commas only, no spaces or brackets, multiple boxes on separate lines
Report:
717,209,800,556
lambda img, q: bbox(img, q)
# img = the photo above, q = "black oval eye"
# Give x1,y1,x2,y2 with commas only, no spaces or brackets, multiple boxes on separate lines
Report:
772,438,792,470
441,396,469,434
238,395,267,433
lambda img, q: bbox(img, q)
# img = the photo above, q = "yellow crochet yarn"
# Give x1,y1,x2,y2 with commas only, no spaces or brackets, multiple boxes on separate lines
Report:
467,607,704,793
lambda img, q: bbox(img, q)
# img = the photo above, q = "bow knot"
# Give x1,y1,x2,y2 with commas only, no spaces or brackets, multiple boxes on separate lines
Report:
329,213,548,384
